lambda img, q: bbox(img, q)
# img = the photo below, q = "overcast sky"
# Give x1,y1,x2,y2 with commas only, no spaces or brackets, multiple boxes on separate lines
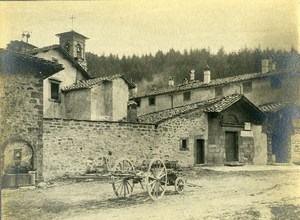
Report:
0,0,299,56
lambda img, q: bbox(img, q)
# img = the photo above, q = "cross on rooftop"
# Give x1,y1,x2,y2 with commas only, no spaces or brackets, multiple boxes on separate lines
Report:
70,15,76,30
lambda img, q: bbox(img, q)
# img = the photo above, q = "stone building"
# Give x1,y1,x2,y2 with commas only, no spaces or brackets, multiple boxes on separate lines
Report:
0,49,63,187
42,94,267,180
62,74,135,121
23,30,135,121
28,42,92,118
131,62,300,164
139,94,267,165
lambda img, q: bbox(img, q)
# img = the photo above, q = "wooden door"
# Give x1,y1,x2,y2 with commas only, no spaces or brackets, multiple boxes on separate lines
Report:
196,139,205,164
225,132,238,161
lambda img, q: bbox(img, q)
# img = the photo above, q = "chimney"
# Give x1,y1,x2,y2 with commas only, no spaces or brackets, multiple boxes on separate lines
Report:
127,101,138,123
129,83,138,97
168,76,174,86
190,69,195,81
262,59,269,74
204,65,211,84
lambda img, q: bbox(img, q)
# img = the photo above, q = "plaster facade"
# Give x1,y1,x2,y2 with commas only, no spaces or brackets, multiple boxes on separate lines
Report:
32,49,89,118
134,72,300,116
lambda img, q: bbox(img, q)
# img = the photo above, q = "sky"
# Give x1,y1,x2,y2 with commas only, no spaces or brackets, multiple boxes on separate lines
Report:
0,0,299,56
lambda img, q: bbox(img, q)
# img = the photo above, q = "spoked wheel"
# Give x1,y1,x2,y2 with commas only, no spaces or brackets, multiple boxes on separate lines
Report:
112,158,135,198
174,177,185,193
146,158,167,201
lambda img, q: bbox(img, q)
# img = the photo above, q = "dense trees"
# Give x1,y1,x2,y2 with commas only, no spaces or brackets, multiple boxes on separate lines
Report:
86,47,299,92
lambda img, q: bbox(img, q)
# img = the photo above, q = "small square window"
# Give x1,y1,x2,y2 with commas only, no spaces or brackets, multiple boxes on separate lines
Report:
215,87,223,96
271,77,281,89
183,91,191,101
50,81,60,100
243,82,252,93
180,139,189,150
149,96,156,106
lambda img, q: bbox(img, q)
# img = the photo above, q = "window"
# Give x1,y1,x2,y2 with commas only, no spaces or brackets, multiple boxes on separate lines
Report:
183,91,191,101
271,77,281,89
64,42,70,52
180,138,189,150
76,43,82,58
149,96,156,106
215,87,223,96
50,80,60,100
243,82,252,93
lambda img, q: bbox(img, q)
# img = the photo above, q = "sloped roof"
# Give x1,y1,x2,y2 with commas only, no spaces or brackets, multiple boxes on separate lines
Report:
131,70,299,99
27,44,92,79
7,40,37,50
0,49,64,77
62,74,135,92
56,30,89,40
138,94,252,124
203,94,244,112
259,102,292,113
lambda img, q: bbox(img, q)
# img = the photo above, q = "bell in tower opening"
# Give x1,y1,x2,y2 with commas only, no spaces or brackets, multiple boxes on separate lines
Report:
56,30,89,71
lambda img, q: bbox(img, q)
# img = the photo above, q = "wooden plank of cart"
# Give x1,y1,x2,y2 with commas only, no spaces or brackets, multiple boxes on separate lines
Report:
104,157,185,201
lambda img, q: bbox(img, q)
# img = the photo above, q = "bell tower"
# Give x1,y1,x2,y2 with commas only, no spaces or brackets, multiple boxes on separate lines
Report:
56,30,89,70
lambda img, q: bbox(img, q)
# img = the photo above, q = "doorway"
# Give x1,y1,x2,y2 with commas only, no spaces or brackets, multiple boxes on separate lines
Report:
195,139,205,164
225,132,238,161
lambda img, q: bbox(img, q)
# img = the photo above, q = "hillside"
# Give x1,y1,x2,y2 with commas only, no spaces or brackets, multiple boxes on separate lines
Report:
86,47,299,92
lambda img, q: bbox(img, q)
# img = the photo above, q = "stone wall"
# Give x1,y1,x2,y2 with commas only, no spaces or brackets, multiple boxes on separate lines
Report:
0,68,44,179
43,119,156,181
43,110,208,180
291,128,300,163
156,110,208,166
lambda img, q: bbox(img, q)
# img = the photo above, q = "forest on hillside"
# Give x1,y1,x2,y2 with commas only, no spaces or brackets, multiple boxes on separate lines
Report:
86,47,300,92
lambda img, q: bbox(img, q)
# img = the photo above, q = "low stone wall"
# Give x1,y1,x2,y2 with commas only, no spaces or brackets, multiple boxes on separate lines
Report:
291,128,300,163
43,119,156,181
43,110,209,181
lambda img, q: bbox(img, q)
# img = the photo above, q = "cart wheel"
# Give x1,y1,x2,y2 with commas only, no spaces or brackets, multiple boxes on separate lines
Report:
146,158,167,201
175,177,185,193
112,159,135,198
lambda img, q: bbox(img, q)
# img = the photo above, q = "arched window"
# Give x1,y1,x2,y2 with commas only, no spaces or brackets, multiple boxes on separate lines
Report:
76,43,82,58
64,42,70,52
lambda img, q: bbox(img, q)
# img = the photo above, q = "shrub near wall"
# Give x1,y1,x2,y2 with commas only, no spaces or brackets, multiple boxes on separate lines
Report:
43,119,156,181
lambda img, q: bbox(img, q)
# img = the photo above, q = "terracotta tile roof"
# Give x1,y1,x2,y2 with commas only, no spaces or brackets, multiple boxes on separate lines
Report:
0,49,64,77
203,94,243,112
259,102,291,113
62,74,135,92
132,71,297,98
27,44,92,79
138,94,243,124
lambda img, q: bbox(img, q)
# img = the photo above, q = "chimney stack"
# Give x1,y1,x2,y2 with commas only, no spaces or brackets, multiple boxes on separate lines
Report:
127,101,138,123
190,69,195,81
204,65,211,84
262,59,276,74
262,59,269,74
168,76,174,86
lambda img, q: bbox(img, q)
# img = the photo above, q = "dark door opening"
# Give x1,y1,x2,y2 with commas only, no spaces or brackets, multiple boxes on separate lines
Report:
195,139,205,164
272,132,288,163
225,132,238,161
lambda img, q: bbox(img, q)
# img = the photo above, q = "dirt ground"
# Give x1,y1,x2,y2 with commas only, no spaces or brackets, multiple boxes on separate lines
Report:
2,165,300,220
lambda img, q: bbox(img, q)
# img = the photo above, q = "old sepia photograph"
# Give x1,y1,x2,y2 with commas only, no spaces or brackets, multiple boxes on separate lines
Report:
0,0,299,219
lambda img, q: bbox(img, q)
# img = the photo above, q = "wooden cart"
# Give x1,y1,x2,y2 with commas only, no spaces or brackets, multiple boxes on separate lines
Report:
105,158,185,201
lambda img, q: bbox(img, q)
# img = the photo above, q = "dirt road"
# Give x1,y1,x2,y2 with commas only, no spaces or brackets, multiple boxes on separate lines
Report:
2,165,300,220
